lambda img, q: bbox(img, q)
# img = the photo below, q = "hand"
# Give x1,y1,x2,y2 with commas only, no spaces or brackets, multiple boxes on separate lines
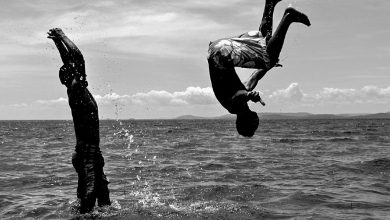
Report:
248,91,266,106
47,28,65,39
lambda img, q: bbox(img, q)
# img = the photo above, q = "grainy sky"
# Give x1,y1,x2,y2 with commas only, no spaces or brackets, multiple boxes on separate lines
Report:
1,0,389,119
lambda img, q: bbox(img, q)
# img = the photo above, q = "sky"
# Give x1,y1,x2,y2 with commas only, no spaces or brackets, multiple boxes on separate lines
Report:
0,0,390,119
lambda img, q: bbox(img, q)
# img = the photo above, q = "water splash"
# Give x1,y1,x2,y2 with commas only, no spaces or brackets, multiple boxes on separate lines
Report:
108,92,166,211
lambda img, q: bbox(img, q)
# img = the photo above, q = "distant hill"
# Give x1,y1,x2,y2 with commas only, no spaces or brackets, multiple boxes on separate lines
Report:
174,115,208,120
173,112,390,120
213,114,236,120
351,112,390,119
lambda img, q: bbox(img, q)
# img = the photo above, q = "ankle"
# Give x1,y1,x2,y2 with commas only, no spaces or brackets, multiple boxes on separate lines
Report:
266,0,281,8
284,7,311,26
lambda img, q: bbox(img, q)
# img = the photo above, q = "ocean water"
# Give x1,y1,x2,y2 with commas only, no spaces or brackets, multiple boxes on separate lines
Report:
1,119,390,219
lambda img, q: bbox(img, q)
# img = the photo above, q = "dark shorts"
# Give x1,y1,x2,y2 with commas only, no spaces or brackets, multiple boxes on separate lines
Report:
72,144,110,212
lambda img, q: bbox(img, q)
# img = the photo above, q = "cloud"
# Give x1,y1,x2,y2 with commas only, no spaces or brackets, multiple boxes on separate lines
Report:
36,97,68,105
9,103,28,108
13,86,216,108
9,84,390,110
2,0,277,60
1,0,229,58
95,86,216,106
3,83,390,119
267,83,390,105
269,82,304,102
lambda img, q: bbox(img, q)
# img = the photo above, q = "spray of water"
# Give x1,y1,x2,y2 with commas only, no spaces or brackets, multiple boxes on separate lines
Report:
108,89,166,211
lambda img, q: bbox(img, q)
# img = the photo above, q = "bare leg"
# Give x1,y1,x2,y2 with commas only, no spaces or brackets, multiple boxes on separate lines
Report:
266,7,310,66
242,0,281,92
259,0,281,41
244,7,310,93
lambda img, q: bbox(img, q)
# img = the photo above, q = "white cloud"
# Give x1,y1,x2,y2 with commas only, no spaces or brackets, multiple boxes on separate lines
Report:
362,85,390,97
269,82,304,102
9,84,390,110
5,87,216,110
4,84,390,119
95,86,216,106
267,83,390,105
36,97,68,105
2,0,258,61
2,2,226,58
134,86,216,105
94,93,132,105
9,103,28,108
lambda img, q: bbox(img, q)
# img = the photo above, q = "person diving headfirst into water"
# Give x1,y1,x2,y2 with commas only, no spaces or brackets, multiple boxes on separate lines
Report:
208,0,310,137
48,28,111,214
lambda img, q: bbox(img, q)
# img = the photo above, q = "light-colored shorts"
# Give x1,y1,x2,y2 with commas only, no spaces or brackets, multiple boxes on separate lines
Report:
208,31,271,70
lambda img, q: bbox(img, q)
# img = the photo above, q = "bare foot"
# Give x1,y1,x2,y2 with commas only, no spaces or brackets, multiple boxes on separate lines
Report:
285,7,311,26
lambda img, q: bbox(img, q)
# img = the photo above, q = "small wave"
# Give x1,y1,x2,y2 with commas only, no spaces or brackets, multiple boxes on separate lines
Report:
262,190,334,211
325,200,390,210
278,138,300,143
200,163,225,170
310,130,362,137
342,131,361,135
365,158,390,167
274,136,356,143
276,137,352,143
286,191,334,205
358,158,390,174
277,138,317,143
328,137,355,142
332,158,390,175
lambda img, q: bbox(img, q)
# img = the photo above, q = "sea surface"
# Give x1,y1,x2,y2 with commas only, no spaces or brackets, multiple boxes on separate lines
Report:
1,119,390,219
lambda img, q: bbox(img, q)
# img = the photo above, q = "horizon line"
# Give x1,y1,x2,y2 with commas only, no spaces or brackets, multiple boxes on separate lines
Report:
1,111,389,121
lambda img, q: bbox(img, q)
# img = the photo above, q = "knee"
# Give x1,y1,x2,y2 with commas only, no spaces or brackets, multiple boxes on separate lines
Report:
72,152,83,172
95,153,105,168
101,174,110,185
268,56,279,68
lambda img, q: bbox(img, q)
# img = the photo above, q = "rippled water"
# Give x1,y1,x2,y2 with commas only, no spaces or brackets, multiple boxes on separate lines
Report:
1,119,390,219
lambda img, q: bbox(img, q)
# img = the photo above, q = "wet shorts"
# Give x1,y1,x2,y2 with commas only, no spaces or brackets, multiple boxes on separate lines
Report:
208,31,271,70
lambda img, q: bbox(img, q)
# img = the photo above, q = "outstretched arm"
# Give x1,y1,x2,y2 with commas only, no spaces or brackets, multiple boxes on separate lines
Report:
244,69,268,91
53,39,70,64
48,28,84,64
61,34,84,64
48,29,71,64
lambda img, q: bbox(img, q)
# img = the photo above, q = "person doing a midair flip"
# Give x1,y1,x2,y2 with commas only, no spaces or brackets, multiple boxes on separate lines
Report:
208,0,311,137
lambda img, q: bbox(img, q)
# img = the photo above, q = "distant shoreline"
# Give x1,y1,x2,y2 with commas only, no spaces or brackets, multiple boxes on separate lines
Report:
1,111,390,121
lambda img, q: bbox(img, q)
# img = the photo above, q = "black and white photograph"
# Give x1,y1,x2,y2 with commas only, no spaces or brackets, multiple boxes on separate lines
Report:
1,0,389,219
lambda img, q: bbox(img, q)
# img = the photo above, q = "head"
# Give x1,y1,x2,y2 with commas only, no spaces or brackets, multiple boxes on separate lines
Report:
59,64,75,87
236,110,259,137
